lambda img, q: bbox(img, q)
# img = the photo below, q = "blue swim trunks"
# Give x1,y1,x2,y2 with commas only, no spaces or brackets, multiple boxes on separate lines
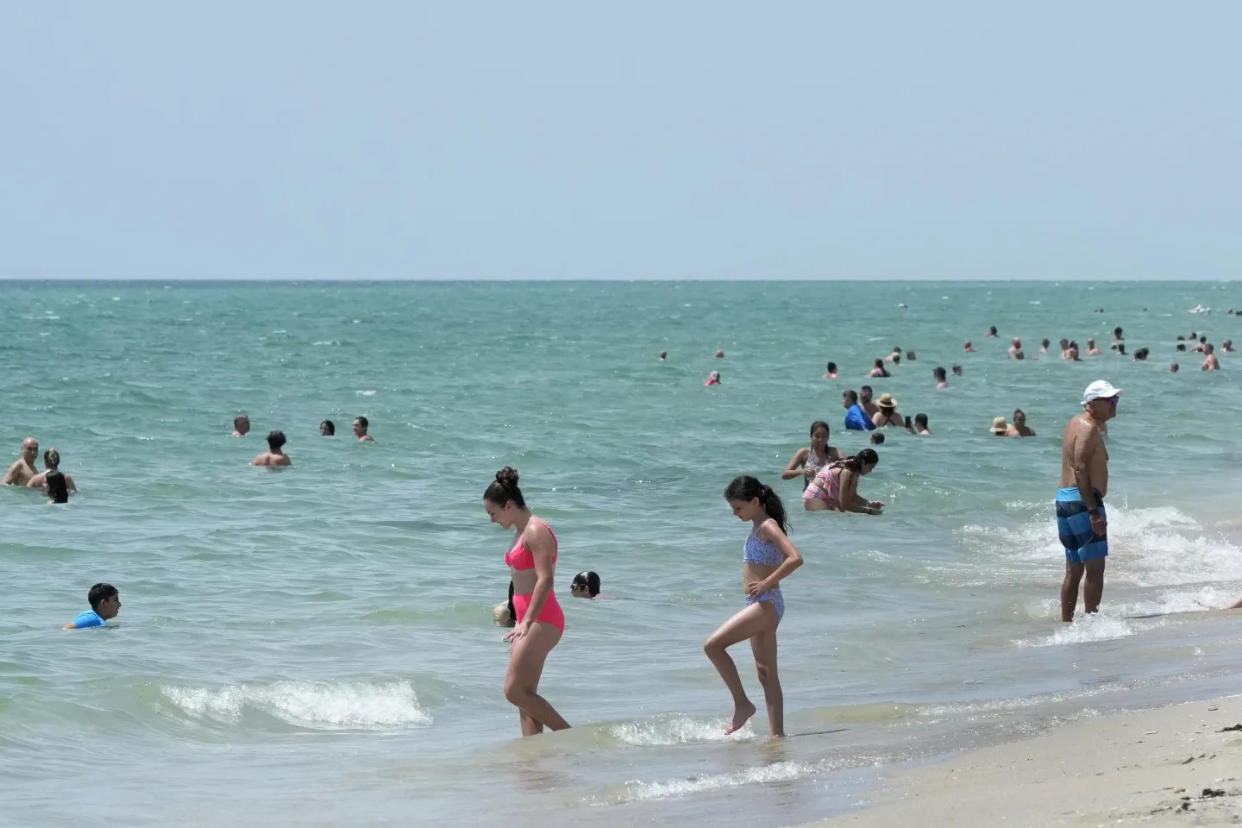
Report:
1055,487,1108,564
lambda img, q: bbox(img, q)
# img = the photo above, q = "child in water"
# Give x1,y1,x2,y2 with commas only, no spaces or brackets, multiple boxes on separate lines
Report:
570,571,601,598
704,476,803,736
63,583,121,629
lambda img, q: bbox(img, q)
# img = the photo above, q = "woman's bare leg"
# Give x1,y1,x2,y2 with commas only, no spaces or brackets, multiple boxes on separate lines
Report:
505,622,570,735
704,602,778,734
750,626,783,736
803,499,829,511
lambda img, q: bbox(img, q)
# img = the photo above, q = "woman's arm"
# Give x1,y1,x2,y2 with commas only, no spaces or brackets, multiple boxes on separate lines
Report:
838,469,878,513
781,447,810,480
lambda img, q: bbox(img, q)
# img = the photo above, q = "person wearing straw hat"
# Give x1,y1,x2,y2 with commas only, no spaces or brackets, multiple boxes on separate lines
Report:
990,416,1009,436
870,393,904,428
1056,379,1121,622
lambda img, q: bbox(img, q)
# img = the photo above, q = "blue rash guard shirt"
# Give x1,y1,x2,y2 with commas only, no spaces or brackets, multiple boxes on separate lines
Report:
844,404,877,431
70,610,106,629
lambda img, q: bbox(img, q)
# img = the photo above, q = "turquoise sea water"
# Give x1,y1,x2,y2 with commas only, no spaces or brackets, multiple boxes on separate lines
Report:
3,280,1241,826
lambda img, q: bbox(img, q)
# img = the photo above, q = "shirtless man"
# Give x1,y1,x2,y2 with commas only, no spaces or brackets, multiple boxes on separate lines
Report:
232,415,250,437
251,431,292,466
352,416,376,442
1056,380,1120,622
1201,343,1221,371
3,437,40,486
1008,338,1025,360
1085,338,1101,356
859,385,879,419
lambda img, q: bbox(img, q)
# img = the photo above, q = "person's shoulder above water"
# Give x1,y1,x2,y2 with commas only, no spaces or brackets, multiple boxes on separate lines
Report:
64,583,121,629
65,609,106,629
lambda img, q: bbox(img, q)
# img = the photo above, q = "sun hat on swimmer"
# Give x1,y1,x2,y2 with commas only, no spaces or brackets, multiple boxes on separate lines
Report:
1082,379,1122,405
990,416,1009,434
877,393,898,409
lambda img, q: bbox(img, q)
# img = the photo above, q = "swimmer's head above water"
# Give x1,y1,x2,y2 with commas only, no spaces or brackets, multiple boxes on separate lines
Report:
320,420,335,436
570,571,601,598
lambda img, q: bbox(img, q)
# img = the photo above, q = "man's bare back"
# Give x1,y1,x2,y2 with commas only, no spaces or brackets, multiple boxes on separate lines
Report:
251,452,291,467
1059,412,1108,498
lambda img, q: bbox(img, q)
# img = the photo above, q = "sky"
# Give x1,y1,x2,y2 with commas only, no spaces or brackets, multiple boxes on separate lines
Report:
2,2,1240,281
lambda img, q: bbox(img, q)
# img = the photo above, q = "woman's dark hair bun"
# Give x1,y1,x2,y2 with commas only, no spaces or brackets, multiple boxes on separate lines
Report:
496,466,519,488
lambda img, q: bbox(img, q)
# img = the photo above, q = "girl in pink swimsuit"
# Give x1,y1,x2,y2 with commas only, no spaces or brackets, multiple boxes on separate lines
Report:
484,466,570,736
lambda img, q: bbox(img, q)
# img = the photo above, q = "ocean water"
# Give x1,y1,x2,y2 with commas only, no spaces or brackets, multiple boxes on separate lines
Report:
2,280,1241,826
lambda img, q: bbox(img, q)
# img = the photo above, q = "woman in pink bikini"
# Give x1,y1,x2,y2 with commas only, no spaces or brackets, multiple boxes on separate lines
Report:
484,466,570,736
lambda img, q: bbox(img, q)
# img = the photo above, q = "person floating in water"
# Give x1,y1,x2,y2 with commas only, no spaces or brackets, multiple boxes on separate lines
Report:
28,448,76,503
251,431,292,466
64,583,121,629
570,571,601,599
705,371,721,386
319,420,335,436
3,437,40,486
231,414,250,437
705,476,802,736
353,416,375,442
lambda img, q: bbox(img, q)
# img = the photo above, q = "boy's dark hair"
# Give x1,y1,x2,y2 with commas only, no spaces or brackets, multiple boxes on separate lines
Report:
233,414,248,429
843,389,859,404
870,431,885,445
267,430,287,451
355,416,369,429
88,583,118,611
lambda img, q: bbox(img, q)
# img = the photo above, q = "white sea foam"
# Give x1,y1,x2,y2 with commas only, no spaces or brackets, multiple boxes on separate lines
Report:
356,389,376,396
609,715,753,746
1016,613,1138,648
619,760,821,802
160,680,431,729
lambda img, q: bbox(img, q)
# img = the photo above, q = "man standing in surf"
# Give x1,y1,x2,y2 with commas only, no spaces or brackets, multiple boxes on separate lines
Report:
1056,380,1121,622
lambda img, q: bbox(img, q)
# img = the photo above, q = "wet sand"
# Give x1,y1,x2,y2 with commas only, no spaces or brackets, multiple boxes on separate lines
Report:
819,695,1242,827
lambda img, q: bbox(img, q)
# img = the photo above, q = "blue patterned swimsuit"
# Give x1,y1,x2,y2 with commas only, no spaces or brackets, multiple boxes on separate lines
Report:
743,529,785,618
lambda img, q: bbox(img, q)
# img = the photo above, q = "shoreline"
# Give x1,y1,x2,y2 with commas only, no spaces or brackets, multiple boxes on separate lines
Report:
817,695,1242,827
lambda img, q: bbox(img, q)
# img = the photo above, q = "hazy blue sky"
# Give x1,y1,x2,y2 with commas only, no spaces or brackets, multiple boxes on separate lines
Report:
2,2,1239,280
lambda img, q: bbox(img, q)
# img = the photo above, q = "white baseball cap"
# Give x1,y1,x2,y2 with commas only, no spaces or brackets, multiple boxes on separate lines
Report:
1082,379,1122,405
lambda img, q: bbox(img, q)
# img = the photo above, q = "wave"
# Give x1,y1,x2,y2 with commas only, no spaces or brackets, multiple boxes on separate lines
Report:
159,679,431,730
608,714,754,746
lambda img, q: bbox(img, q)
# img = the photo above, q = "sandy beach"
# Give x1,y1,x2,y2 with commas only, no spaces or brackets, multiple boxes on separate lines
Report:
820,695,1242,826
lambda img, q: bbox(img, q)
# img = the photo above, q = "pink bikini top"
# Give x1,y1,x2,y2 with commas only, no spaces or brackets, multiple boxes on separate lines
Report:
505,521,558,571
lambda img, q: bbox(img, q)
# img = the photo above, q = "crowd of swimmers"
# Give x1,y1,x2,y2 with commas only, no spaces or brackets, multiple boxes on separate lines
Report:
28,314,1241,743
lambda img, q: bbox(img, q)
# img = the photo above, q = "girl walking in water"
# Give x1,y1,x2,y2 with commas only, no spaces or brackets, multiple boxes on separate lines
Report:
483,467,570,736
705,476,803,736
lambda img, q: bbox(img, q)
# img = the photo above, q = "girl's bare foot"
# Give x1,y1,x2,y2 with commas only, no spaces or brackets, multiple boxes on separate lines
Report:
725,700,756,734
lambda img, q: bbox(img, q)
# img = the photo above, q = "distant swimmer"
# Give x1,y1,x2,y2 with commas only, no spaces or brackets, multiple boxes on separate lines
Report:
842,390,876,431
951,365,963,376
659,351,667,361
27,448,76,503
485,466,570,735
869,431,885,445
933,366,948,388
986,326,998,338
1057,380,1121,622
706,476,803,736
2,437,40,486
705,371,722,386
1202,343,1221,371
905,351,916,361
1170,362,1180,373
1086,338,1101,356
231,414,250,437
871,393,904,428
251,431,292,466
802,450,883,514
867,359,890,378
884,346,901,363
823,361,838,379
494,581,516,628
782,421,843,488
1008,338,1025,360
1006,409,1036,437
353,416,375,442
1040,339,1050,354
570,571,601,599
63,583,120,629
715,349,725,358
319,420,335,436
1133,347,1150,362
911,413,931,435
963,341,976,352
1222,340,1235,353
1058,338,1070,358
1109,327,1124,350
990,416,1010,436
